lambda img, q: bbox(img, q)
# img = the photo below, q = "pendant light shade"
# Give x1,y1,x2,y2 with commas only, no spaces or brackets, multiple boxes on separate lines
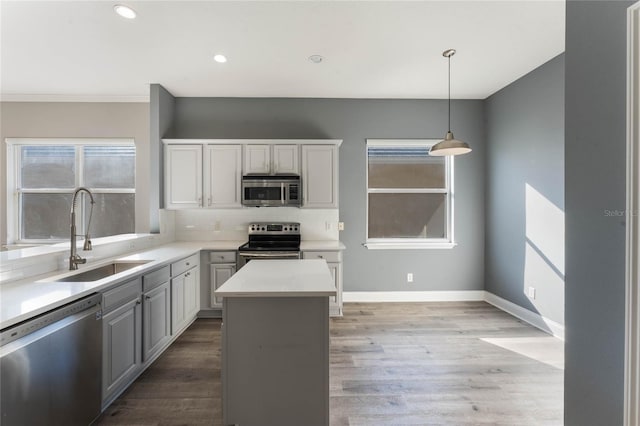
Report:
430,49,472,157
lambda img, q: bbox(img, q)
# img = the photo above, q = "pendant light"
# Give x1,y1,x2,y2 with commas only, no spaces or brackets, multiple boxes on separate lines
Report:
430,49,472,156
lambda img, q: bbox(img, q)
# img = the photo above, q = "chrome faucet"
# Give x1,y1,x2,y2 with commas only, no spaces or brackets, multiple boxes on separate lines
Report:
69,187,95,270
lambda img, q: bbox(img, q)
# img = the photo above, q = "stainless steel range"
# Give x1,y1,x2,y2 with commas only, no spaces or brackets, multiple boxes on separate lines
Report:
237,222,301,268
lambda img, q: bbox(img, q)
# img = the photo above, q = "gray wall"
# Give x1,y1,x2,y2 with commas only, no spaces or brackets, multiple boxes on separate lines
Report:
484,54,565,326
0,102,150,245
565,1,633,424
170,98,485,292
150,84,175,232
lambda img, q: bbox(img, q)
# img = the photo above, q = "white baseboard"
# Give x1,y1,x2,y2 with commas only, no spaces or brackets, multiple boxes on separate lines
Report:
342,290,565,340
484,292,565,340
342,290,486,303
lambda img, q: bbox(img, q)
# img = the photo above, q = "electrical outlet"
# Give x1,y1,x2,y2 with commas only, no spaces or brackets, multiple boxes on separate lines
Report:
338,222,345,231
528,286,536,299
407,273,414,283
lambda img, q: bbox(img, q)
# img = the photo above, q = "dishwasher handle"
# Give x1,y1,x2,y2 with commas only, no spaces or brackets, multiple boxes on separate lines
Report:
0,293,101,348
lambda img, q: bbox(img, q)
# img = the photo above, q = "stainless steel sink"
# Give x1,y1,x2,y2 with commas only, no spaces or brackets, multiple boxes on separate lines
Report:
52,261,150,282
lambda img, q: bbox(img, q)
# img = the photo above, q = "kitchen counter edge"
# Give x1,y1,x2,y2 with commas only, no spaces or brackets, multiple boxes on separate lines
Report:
1,240,345,329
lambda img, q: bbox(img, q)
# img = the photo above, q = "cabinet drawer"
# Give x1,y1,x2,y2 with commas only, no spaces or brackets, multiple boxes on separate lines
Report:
303,251,341,263
103,278,142,313
171,254,199,277
209,251,236,263
143,265,170,292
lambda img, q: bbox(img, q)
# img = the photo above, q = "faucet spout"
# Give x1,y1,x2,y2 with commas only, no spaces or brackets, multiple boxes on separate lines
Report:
69,187,95,271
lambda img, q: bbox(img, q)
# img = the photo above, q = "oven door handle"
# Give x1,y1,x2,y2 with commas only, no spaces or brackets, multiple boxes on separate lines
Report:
239,252,301,258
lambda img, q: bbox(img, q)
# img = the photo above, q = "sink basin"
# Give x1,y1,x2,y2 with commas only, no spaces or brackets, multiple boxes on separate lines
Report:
53,261,150,282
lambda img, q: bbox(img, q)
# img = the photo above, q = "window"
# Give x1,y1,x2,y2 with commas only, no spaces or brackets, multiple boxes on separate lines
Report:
365,139,455,249
7,139,135,243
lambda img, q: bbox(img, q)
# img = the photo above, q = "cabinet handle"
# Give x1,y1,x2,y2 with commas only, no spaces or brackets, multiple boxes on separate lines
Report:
318,255,324,259
186,262,190,266
136,300,141,305
185,272,190,277
145,295,151,300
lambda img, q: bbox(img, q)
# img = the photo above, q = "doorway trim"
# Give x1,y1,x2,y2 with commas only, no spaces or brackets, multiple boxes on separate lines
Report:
626,2,640,425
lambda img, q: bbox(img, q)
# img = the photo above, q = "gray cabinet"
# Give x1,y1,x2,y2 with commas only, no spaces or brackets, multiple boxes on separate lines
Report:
211,263,236,308
207,251,237,310
99,253,206,410
301,145,338,208
170,253,200,334
102,278,142,405
303,250,343,316
142,269,171,362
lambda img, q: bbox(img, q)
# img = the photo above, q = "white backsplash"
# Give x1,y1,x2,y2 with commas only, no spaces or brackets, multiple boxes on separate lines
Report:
175,208,339,242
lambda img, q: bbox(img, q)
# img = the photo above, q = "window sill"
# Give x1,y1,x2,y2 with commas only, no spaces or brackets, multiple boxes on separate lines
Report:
364,241,457,250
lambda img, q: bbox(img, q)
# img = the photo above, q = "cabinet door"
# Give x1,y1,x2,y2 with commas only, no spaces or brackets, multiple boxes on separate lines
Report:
302,145,338,208
244,145,270,174
273,145,299,174
204,145,242,208
143,281,171,362
210,263,236,308
172,267,200,335
184,266,200,319
102,298,142,403
171,274,186,335
165,145,203,209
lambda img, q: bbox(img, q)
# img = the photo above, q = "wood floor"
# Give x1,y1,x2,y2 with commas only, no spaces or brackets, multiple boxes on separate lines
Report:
95,302,563,426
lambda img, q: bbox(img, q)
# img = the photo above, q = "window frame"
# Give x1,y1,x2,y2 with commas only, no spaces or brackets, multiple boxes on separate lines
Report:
365,139,456,250
6,138,136,244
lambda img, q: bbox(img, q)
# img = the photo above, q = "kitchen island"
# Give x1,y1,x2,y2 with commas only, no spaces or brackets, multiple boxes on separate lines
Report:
214,259,336,426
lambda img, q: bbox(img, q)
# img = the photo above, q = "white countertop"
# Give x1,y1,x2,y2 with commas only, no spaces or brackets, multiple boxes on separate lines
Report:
300,241,346,251
214,259,337,298
0,240,344,329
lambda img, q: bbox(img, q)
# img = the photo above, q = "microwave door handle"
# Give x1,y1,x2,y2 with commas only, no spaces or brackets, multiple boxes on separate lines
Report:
281,182,285,204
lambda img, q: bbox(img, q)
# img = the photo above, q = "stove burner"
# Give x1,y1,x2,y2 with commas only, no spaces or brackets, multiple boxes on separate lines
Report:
238,222,302,268
239,222,301,252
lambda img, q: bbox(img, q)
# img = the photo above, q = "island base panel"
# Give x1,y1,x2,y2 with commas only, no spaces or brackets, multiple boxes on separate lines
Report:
222,296,329,426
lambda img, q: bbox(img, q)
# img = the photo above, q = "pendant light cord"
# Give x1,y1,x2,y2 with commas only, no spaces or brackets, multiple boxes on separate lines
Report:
448,53,451,132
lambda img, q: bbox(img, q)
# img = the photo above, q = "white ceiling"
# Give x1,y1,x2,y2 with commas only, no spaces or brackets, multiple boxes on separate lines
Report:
0,1,565,101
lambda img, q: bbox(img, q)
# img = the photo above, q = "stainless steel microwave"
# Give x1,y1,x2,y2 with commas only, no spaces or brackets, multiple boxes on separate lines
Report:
241,175,302,207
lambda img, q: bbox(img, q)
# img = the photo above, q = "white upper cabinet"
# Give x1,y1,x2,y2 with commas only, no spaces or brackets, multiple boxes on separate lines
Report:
244,144,299,175
164,140,340,210
164,143,242,209
204,145,242,208
302,145,338,208
272,145,299,174
244,144,270,174
164,145,203,209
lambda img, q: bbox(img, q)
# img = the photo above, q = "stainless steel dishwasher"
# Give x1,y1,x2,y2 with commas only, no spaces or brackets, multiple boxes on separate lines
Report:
0,293,102,426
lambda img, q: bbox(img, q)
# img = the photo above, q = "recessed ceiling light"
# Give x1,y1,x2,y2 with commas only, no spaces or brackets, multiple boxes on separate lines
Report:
213,54,227,63
309,55,323,64
114,4,137,19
